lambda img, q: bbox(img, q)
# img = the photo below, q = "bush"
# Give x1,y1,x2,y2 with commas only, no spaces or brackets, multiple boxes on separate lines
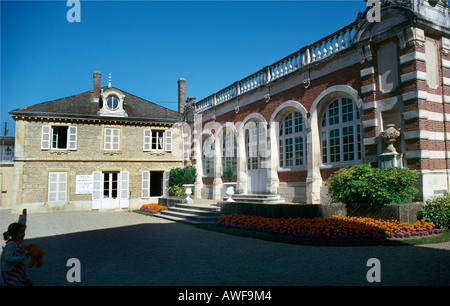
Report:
326,163,418,206
418,193,450,229
168,167,197,196
168,185,185,196
169,167,185,187
183,167,196,184
222,163,234,182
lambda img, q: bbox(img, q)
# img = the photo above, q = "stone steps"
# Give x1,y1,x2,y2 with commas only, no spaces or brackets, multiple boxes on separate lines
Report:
227,194,286,204
157,203,223,225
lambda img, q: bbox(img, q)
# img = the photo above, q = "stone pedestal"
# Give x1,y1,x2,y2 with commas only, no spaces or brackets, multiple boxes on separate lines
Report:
378,152,403,168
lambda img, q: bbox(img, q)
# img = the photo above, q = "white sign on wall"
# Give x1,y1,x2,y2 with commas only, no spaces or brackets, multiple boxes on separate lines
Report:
76,175,93,194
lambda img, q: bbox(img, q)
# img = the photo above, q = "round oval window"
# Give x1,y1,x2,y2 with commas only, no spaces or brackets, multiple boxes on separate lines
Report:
106,95,119,110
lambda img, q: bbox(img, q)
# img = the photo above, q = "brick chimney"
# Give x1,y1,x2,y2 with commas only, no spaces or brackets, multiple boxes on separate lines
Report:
92,71,101,102
177,78,186,113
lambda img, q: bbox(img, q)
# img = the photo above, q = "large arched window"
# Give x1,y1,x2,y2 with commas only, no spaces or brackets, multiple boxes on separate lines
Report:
320,97,361,164
202,136,214,176
222,128,237,172
279,111,307,168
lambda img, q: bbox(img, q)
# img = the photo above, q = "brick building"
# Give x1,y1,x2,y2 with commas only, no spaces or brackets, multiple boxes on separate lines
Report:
183,0,450,204
9,71,184,213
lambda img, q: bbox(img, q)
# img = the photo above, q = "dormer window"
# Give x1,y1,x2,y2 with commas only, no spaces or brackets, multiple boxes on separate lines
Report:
98,88,128,117
107,95,120,110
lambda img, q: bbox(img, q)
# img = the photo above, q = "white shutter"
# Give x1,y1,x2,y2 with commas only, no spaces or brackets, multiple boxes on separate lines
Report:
48,172,67,202
143,129,151,151
59,172,67,202
41,125,51,150
68,126,77,150
104,128,120,151
113,128,120,151
104,128,111,151
142,171,150,198
92,171,102,209
119,171,129,208
48,172,58,202
165,130,172,152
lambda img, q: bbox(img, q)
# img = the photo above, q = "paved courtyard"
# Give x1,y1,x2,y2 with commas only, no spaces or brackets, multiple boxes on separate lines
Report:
0,208,449,286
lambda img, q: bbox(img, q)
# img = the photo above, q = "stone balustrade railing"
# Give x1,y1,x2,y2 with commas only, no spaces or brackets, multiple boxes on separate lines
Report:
195,20,357,113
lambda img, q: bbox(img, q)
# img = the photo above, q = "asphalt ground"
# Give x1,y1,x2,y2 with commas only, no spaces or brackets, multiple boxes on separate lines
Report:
1,208,449,288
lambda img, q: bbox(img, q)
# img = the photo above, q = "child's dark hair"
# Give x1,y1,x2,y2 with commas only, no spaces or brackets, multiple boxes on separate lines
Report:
3,222,26,241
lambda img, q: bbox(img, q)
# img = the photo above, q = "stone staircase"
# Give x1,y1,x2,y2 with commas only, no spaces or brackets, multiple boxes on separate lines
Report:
227,194,286,204
157,203,223,225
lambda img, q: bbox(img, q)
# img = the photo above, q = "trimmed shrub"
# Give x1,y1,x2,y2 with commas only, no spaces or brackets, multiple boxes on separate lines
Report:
183,167,196,184
418,193,450,229
326,163,418,206
168,167,197,196
222,163,234,182
169,167,185,187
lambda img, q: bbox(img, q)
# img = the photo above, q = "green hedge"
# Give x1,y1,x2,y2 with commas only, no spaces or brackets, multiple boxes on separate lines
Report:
418,193,450,229
326,163,418,206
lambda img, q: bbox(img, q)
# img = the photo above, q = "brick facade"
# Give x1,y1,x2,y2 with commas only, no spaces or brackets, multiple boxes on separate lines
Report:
185,1,450,203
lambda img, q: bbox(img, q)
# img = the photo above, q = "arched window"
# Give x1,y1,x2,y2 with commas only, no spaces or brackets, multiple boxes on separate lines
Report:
246,121,267,170
279,112,307,168
222,128,237,172
320,98,361,164
202,136,214,176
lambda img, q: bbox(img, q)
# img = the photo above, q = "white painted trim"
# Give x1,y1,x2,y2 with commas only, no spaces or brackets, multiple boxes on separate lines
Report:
399,51,425,64
405,150,446,159
360,67,374,77
402,90,428,102
400,71,427,83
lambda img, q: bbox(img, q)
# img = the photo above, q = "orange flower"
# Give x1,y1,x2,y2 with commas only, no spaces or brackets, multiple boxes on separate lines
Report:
217,214,437,239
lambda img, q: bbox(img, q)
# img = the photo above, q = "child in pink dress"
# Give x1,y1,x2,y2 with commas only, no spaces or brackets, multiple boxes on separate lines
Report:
1,209,33,286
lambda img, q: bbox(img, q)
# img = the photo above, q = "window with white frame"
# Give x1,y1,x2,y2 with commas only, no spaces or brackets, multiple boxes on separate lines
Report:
202,136,214,176
141,170,164,198
48,172,67,202
320,98,361,164
222,128,237,172
143,129,172,152
41,125,77,150
104,128,120,151
279,112,307,168
246,122,267,170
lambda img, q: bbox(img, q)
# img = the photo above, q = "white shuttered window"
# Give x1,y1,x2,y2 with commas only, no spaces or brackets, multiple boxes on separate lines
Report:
142,171,150,198
104,128,120,151
41,125,77,150
48,172,67,202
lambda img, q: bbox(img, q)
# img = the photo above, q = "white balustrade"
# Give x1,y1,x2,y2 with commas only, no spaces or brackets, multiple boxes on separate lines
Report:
195,21,357,113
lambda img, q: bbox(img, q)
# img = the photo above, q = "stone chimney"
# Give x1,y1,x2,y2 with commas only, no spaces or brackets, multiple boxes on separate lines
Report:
178,78,186,113
92,71,101,102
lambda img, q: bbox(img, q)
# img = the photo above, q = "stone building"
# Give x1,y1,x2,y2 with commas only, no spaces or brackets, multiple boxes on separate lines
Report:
9,71,184,213
1,135,15,207
183,0,450,203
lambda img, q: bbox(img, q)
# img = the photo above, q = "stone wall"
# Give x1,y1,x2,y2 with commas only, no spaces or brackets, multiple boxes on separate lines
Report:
11,118,184,213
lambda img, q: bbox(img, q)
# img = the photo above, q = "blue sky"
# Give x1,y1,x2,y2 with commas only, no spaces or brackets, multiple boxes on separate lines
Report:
1,0,369,135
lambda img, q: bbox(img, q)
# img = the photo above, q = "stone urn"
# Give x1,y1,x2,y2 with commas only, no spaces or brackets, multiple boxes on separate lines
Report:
223,182,236,202
380,124,401,153
183,184,194,202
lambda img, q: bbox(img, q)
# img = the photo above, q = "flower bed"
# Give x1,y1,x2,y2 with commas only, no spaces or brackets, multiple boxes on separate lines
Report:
140,203,168,214
216,214,442,240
